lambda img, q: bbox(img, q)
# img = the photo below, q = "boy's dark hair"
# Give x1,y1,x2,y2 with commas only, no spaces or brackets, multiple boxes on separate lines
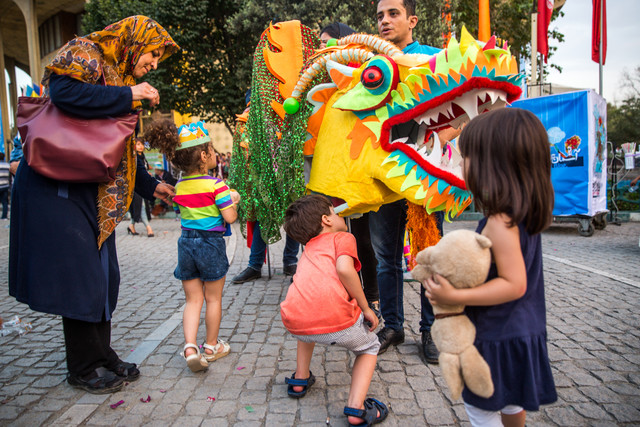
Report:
459,108,554,235
145,119,213,173
284,194,332,245
0,152,4,161
378,0,416,17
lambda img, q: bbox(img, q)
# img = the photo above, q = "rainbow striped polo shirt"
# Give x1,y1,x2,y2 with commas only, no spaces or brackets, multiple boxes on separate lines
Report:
172,174,233,232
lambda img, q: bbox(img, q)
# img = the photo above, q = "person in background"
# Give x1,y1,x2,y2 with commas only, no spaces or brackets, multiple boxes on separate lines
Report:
319,22,357,48
9,134,22,176
9,16,178,394
0,153,10,220
316,22,383,319
128,137,154,237
372,0,443,364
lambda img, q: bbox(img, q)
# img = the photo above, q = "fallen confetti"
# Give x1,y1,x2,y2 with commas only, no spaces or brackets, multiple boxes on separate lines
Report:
237,366,245,371
110,400,125,409
207,397,216,402
159,390,167,393
245,405,254,412
140,395,151,403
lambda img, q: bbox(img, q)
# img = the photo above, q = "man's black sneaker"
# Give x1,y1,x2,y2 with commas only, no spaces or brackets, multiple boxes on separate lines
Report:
232,267,262,284
376,327,405,354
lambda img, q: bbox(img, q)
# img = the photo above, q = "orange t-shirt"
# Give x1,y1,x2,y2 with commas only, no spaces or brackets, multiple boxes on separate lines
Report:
280,232,362,335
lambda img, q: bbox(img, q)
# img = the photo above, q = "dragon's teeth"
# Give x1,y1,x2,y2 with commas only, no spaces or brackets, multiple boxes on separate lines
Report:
454,96,478,121
393,136,409,144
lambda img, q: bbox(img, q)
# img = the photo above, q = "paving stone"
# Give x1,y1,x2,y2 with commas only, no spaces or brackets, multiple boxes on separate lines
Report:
603,403,640,422
1,220,639,426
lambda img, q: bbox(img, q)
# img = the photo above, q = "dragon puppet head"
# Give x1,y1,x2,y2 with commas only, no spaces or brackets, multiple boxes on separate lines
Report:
284,27,524,220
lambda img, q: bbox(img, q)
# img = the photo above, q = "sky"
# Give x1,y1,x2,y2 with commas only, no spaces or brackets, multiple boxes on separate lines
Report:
546,0,639,105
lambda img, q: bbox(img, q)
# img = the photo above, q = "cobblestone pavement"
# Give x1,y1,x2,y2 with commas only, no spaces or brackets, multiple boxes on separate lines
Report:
0,217,639,426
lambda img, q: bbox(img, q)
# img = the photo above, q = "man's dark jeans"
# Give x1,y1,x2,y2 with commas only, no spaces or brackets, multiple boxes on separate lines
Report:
369,200,443,332
248,221,299,271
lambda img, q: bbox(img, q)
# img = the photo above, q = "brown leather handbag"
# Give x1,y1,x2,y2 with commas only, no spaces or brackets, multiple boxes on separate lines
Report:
17,96,140,183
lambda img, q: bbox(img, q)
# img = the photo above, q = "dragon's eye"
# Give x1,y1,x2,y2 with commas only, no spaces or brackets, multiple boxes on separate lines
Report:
361,66,384,89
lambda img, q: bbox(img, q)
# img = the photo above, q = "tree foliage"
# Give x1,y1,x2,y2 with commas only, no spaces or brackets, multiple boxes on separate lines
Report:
607,67,640,146
83,0,563,132
452,0,564,73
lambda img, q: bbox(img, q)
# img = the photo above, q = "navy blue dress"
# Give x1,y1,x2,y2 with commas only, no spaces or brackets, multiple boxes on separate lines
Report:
9,74,158,322
462,217,557,411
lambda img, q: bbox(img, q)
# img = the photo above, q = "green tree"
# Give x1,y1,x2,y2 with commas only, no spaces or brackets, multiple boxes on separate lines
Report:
83,0,560,132
607,67,640,146
452,0,565,73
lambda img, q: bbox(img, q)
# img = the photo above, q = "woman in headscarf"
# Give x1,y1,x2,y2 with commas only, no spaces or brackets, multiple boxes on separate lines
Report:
9,16,179,394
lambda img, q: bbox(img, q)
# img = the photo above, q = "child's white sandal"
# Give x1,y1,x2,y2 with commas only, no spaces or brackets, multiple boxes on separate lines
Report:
183,343,208,372
202,339,231,362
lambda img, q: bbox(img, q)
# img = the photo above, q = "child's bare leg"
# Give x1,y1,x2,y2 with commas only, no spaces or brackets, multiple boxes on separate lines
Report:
203,277,225,354
347,353,378,425
183,279,205,357
502,411,526,427
292,340,315,393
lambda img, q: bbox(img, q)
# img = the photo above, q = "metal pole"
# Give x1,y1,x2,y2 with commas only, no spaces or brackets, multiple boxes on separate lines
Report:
531,12,538,97
599,0,603,96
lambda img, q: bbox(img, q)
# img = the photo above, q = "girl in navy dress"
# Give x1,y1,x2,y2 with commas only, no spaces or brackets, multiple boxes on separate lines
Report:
423,108,557,426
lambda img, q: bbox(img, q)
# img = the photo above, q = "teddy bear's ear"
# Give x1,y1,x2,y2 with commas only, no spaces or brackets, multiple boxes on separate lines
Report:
475,234,492,249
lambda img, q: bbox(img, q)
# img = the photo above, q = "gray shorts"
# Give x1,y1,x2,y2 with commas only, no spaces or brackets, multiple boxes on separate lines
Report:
291,314,381,355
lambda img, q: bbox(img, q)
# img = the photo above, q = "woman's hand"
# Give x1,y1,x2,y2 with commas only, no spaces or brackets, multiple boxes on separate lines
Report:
131,82,160,107
154,183,175,205
422,274,459,305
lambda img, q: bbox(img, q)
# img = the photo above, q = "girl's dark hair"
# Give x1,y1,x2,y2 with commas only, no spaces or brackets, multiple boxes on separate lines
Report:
144,119,212,173
320,23,356,39
284,194,332,245
459,108,554,235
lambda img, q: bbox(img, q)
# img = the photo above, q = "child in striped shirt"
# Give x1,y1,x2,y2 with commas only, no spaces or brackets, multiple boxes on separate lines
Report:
146,120,239,372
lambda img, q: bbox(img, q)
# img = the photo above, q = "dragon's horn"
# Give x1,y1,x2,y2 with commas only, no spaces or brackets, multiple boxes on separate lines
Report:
290,48,374,98
337,34,403,57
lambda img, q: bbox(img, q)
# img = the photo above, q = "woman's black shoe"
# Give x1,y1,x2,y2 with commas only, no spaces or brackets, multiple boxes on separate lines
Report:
109,360,140,381
67,367,124,394
127,226,139,235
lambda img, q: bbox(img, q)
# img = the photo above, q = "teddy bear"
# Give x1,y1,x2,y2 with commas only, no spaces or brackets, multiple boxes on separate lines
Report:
411,229,494,400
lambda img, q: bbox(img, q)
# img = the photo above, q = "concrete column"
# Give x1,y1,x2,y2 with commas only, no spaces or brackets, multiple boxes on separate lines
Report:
0,31,12,156
6,57,18,126
14,0,42,84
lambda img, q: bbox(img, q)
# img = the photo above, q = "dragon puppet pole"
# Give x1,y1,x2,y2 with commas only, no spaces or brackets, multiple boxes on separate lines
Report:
478,0,490,42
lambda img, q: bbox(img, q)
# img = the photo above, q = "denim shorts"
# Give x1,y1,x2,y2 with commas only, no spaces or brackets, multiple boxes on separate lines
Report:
174,229,229,282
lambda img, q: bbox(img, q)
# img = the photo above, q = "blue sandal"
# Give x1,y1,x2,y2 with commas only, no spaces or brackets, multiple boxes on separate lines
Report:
285,371,315,398
344,398,389,426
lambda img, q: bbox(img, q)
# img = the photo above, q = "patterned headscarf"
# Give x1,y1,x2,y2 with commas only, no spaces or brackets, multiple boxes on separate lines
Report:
42,16,180,248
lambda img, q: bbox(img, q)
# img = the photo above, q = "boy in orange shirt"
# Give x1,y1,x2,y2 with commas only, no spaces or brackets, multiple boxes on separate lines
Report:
281,195,388,426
